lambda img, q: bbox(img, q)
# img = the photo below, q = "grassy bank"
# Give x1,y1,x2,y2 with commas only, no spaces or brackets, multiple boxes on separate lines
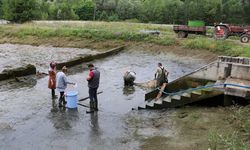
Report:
207,106,250,150
0,21,249,56
172,106,250,150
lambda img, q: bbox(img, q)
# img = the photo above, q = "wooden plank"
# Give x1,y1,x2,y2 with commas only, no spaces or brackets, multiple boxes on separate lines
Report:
78,91,103,102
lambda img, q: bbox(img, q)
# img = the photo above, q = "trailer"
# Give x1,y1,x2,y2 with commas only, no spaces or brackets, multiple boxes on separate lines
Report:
173,21,206,38
214,24,250,43
173,25,206,38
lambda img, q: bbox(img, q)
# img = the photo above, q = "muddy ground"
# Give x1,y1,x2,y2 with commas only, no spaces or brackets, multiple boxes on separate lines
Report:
0,42,239,150
0,43,100,73
136,107,234,150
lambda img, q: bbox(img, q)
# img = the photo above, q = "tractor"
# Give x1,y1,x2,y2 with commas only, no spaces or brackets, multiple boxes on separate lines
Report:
214,23,250,43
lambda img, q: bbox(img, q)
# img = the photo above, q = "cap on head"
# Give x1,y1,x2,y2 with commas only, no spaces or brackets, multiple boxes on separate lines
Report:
62,66,67,72
158,62,162,66
87,63,94,68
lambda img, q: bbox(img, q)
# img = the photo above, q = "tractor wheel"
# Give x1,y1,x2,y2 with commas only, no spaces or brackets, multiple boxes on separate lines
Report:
214,26,229,40
240,34,249,43
177,31,188,38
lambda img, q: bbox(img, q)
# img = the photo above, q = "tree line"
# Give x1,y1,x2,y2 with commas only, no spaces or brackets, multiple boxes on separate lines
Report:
0,0,249,25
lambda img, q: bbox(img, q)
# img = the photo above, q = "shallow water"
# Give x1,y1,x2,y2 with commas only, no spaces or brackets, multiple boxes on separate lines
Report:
0,46,208,150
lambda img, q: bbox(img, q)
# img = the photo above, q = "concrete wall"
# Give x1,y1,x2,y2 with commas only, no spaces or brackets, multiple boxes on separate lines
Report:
0,46,125,81
189,61,228,81
190,56,250,81
231,64,250,80
57,46,125,69
0,64,36,81
145,56,250,100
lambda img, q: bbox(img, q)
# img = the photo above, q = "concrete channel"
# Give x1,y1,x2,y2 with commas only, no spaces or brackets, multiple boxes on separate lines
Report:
0,44,213,149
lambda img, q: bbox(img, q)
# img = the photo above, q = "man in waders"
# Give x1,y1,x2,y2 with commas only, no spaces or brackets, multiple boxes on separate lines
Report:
155,63,169,100
86,64,100,113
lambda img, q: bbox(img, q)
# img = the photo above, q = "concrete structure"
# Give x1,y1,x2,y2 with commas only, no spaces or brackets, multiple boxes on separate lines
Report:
0,20,9,25
0,46,125,81
139,56,250,109
0,64,36,81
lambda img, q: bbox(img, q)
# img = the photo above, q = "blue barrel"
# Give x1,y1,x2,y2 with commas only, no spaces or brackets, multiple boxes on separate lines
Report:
66,91,78,108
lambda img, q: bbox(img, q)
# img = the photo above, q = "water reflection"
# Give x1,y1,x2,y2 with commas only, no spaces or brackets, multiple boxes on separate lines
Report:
48,101,79,130
0,76,37,91
123,86,135,96
89,113,100,135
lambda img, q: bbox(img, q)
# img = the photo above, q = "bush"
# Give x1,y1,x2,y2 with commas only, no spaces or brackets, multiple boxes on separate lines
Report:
76,0,95,20
108,14,119,22
124,19,141,23
2,0,41,23
98,11,108,21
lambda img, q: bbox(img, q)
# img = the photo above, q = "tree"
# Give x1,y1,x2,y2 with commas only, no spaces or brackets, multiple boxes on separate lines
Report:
76,0,95,20
2,0,41,23
56,2,79,20
116,0,142,20
0,0,3,19
161,0,183,24
241,0,250,24
221,0,244,24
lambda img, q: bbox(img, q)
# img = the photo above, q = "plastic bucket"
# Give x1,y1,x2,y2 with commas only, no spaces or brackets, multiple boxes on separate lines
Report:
66,91,78,108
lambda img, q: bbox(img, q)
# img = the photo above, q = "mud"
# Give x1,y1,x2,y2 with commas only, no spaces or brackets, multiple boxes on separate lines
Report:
0,43,99,73
0,36,123,50
0,64,36,81
0,44,219,150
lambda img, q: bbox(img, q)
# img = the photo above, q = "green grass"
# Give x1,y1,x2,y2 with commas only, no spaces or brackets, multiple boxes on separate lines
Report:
208,131,248,150
208,106,250,150
0,21,249,57
180,37,250,56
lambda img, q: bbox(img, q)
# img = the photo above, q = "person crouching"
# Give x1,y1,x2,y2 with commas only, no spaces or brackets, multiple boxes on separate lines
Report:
123,71,136,86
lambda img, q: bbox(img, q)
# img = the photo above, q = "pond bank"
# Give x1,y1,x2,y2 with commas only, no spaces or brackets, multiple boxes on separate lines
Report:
0,44,124,81
0,64,36,81
0,21,249,57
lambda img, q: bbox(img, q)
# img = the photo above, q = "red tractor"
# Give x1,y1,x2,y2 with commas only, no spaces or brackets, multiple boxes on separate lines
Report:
214,24,250,43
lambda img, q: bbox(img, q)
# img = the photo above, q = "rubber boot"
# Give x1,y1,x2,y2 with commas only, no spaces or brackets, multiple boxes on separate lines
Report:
86,101,95,113
94,101,98,111
63,99,67,105
51,89,55,99
58,99,63,107
52,89,58,99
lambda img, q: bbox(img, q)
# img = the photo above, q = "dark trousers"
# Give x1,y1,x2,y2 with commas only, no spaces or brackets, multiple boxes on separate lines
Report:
51,89,55,98
89,88,98,110
59,91,66,105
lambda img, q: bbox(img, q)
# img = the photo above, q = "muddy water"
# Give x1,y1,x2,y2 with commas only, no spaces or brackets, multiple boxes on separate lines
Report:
0,46,209,150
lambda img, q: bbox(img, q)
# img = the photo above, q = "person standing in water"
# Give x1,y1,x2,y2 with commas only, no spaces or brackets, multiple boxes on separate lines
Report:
86,64,100,113
56,66,75,107
48,61,57,99
155,63,169,100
